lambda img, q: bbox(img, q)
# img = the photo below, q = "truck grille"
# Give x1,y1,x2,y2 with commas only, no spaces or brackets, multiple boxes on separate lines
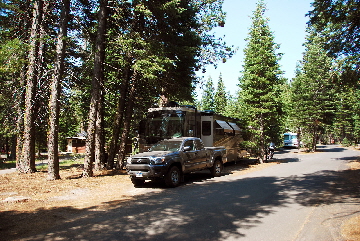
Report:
131,157,151,164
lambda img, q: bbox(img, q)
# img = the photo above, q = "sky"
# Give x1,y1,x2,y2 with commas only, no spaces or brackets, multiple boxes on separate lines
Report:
196,0,314,97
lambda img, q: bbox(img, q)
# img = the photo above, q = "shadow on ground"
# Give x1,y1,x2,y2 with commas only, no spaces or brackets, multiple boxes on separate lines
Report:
1,147,359,241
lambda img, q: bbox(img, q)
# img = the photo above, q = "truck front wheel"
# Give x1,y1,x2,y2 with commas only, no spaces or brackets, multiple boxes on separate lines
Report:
211,160,223,177
164,166,181,187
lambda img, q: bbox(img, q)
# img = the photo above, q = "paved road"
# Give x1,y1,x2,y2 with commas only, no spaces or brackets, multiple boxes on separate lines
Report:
24,145,360,241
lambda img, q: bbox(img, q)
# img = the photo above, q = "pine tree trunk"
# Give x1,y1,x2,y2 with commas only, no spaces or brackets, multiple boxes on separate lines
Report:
83,0,108,177
47,0,69,180
21,0,43,174
10,136,17,160
106,69,130,169
94,93,105,171
258,115,266,163
16,71,26,169
32,1,50,162
116,73,137,169
312,123,318,152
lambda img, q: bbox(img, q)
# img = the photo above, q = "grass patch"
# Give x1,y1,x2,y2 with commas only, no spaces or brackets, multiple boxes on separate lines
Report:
36,158,84,171
0,154,85,171
0,160,16,169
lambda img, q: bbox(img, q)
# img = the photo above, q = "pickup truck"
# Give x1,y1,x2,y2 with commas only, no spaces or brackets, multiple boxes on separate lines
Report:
126,137,226,187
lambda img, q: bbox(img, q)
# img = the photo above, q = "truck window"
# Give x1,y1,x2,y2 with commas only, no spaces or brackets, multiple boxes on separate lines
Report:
183,140,195,150
194,139,204,150
202,121,211,136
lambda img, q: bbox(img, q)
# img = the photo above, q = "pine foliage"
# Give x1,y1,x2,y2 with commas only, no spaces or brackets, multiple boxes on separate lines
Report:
214,73,227,115
238,0,284,160
200,76,215,111
289,29,336,151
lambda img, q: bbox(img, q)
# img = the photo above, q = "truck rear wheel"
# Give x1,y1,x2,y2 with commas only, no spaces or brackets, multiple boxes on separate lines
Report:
131,177,145,187
164,166,181,187
211,160,223,177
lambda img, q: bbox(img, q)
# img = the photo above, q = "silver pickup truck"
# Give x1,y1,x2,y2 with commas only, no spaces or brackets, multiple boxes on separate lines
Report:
126,137,226,187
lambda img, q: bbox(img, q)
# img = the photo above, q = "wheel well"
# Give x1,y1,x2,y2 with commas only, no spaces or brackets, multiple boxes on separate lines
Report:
170,162,182,172
214,156,223,163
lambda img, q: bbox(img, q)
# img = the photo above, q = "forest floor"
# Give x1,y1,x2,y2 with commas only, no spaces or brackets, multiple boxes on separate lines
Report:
0,150,359,240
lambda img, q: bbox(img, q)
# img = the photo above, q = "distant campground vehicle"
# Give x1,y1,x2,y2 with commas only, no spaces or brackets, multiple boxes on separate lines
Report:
283,132,299,148
126,137,226,187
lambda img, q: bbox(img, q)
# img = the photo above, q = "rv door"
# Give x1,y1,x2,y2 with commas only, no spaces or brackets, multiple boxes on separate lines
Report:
201,116,213,147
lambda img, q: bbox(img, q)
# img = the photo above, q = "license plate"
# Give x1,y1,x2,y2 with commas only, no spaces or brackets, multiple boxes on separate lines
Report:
136,172,143,177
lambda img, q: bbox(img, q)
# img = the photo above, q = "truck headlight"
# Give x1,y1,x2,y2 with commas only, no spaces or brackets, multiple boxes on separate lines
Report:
150,157,165,165
127,157,132,164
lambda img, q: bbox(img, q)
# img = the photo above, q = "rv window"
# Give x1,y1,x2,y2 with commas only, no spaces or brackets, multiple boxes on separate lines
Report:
202,121,211,136
284,134,297,140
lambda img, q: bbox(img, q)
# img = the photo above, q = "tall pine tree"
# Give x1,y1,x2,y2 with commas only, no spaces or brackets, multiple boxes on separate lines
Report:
238,0,284,162
201,76,215,111
290,28,336,151
214,73,227,115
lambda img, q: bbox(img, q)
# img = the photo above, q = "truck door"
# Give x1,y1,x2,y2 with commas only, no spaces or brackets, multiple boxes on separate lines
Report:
183,140,198,171
194,139,208,169
183,139,207,171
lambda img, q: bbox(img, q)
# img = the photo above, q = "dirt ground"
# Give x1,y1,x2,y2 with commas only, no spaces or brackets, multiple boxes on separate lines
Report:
0,155,359,240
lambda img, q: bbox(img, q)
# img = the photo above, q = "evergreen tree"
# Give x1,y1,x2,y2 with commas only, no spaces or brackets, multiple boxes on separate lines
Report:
21,0,45,173
332,63,360,144
223,93,239,118
214,73,227,115
238,0,284,162
308,1,360,145
201,76,215,111
83,0,108,177
289,29,336,151
47,0,70,180
308,0,360,59
0,0,234,176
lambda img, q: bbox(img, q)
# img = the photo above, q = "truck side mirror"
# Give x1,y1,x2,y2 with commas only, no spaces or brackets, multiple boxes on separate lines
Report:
183,146,191,152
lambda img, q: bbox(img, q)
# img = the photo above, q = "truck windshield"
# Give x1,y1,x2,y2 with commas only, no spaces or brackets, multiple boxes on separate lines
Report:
149,140,182,152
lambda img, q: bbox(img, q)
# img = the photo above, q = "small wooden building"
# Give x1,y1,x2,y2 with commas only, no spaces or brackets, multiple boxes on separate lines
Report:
66,136,86,153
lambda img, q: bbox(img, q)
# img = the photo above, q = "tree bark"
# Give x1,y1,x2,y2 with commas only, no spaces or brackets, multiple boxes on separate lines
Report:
16,71,26,169
83,0,108,177
32,1,50,161
20,0,44,173
94,92,105,171
47,0,70,180
312,122,318,152
106,68,130,169
116,72,137,169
